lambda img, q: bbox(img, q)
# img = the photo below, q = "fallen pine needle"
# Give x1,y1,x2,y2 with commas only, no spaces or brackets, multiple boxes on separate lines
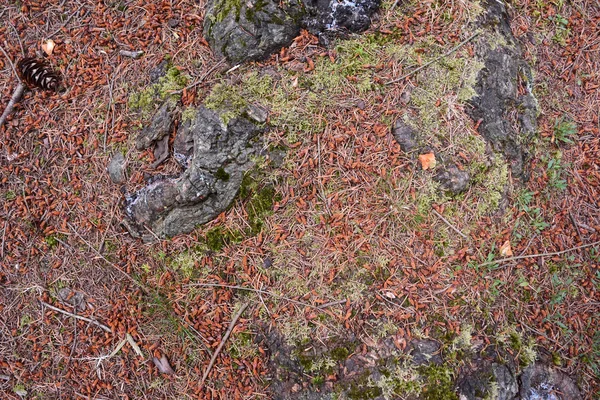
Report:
201,303,248,386
40,300,112,333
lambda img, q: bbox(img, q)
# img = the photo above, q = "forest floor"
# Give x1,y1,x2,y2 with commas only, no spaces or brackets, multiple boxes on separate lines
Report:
0,0,598,399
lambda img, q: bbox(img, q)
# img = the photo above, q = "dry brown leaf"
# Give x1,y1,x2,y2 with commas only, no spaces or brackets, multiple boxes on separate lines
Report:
152,355,175,375
500,240,513,257
42,39,55,56
419,152,436,170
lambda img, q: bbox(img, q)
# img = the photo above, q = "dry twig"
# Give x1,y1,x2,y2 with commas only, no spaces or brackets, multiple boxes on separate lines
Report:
432,209,467,239
386,32,481,85
200,303,248,385
40,300,112,333
479,240,600,268
0,82,25,130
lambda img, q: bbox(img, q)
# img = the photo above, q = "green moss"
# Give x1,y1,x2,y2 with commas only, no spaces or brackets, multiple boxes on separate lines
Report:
347,372,383,400
205,226,243,252
181,106,197,123
247,185,277,234
215,167,230,181
331,346,350,361
418,364,458,400
213,0,242,23
128,63,188,116
204,83,248,125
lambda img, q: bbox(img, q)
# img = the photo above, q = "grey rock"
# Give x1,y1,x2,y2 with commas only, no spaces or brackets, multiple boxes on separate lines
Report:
467,0,538,179
124,107,261,240
149,60,169,83
391,118,418,152
57,288,86,312
150,134,170,169
520,364,582,400
302,0,381,42
246,103,269,124
107,152,126,184
135,98,178,150
173,116,195,169
458,363,518,400
435,164,471,195
203,0,303,64
203,0,382,64
407,339,442,366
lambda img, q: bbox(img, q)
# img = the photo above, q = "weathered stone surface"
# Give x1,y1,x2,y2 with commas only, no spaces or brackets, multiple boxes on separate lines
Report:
107,152,126,184
468,0,538,178
302,0,381,44
124,107,261,241
150,134,170,168
135,98,178,150
435,165,471,195
408,339,443,366
520,364,582,400
203,0,303,64
458,363,518,400
203,0,382,63
391,118,418,152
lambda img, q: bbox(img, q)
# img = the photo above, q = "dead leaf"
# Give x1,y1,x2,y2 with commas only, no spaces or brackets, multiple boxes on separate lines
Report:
418,152,436,170
42,39,55,56
500,240,513,257
152,355,175,375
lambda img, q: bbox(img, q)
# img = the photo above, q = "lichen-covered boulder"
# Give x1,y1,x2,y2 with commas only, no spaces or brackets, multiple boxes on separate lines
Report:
467,0,538,179
203,0,304,64
123,106,262,241
203,0,383,63
302,0,381,44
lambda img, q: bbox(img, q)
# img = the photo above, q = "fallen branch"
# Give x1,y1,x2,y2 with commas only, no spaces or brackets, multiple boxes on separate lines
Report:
386,32,481,85
479,240,600,268
40,300,112,333
0,82,25,130
200,303,248,386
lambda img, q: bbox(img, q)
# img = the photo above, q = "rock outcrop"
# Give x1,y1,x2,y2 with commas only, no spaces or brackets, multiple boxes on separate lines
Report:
203,0,382,63
467,0,538,179
123,106,262,241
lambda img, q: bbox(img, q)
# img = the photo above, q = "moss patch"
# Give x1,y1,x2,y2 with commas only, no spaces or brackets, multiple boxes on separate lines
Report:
128,62,188,117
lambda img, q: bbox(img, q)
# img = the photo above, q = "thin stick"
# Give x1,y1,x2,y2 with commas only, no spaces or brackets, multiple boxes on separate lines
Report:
201,303,248,386
386,32,481,85
40,300,112,333
432,209,467,239
479,240,600,268
0,82,25,130
186,282,345,311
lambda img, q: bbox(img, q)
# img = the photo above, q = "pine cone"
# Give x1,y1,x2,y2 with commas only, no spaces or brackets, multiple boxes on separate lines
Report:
17,57,61,91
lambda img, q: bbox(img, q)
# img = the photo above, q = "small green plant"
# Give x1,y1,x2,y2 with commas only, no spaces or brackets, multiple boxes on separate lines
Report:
550,14,570,46
4,190,16,201
553,118,577,145
545,154,567,191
